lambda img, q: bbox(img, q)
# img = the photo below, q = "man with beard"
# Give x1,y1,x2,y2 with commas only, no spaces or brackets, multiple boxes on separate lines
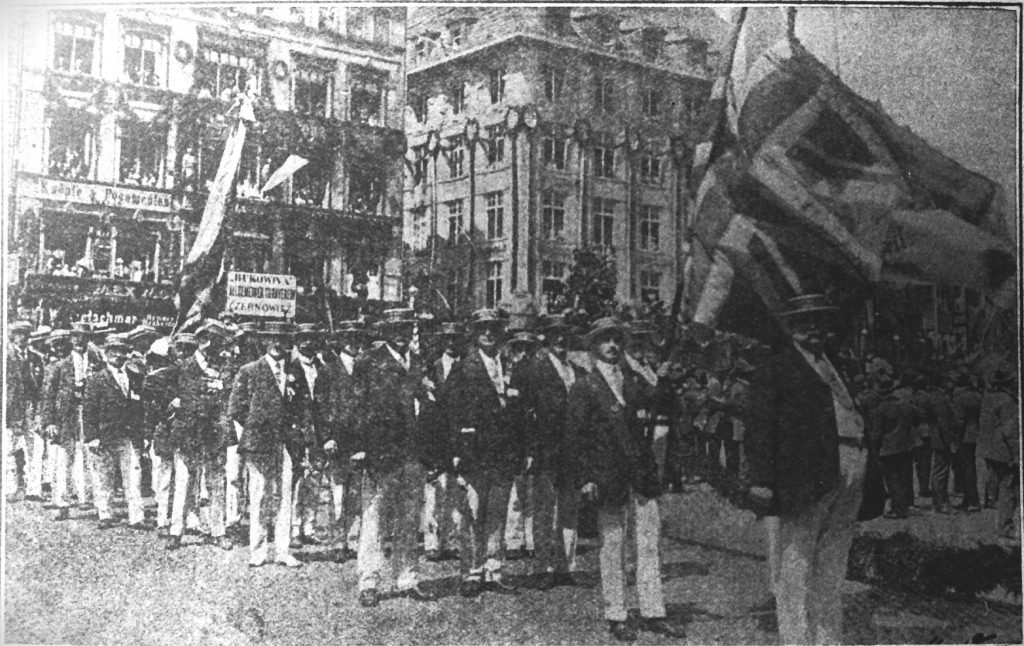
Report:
166,321,236,550
82,333,146,530
228,321,302,567
745,294,869,644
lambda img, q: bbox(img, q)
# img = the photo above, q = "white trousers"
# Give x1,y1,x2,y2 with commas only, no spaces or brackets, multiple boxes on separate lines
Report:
225,445,243,526
505,474,535,552
764,445,867,645
89,439,144,524
171,448,226,538
598,493,666,623
23,429,46,497
246,445,293,563
150,448,174,528
50,440,74,509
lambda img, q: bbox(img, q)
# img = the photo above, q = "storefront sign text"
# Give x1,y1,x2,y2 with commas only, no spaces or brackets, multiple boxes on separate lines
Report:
226,271,297,318
19,175,173,213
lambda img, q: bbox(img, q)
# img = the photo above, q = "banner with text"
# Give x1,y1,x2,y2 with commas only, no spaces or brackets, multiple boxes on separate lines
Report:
226,272,297,318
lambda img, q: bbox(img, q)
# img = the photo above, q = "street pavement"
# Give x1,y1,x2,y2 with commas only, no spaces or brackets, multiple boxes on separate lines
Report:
3,487,1021,645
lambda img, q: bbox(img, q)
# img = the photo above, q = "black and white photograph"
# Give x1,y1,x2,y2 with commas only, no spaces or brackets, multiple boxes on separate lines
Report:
1,3,1020,644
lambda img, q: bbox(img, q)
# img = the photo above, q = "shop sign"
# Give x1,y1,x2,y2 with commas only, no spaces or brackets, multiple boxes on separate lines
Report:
18,175,173,213
226,271,297,318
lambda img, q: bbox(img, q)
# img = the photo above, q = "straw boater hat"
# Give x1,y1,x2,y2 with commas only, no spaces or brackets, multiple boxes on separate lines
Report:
47,329,72,347
172,333,199,351
372,308,417,334
506,330,540,350
103,333,131,351
70,321,94,337
429,321,464,339
9,321,32,336
259,321,296,338
584,316,628,346
778,293,838,319
467,308,507,331
295,322,324,339
538,313,575,334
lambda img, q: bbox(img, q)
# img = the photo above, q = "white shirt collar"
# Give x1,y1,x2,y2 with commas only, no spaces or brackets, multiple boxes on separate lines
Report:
548,351,575,390
594,358,626,406
478,348,504,394
387,344,410,371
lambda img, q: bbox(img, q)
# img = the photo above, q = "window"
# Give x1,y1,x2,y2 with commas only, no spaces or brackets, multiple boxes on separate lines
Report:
640,27,666,61
122,30,166,87
410,207,429,250
318,7,337,31
348,163,381,212
541,191,565,240
489,68,506,104
543,7,573,36
446,200,464,243
485,261,503,308
639,271,661,304
592,198,615,247
446,136,465,178
349,65,385,124
485,191,504,239
594,75,614,112
294,57,334,117
542,260,568,308
485,125,505,165
542,135,566,170
640,155,662,184
53,19,96,75
415,38,432,64
411,92,428,122
47,111,96,180
411,144,429,182
448,21,466,48
373,12,391,44
290,7,306,23
448,82,465,115
447,268,464,308
642,87,662,117
195,45,261,100
593,136,615,178
118,121,166,187
542,64,565,101
347,7,371,40
639,205,661,251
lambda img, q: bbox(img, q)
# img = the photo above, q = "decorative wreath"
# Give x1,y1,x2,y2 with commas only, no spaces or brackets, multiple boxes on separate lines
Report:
173,41,193,65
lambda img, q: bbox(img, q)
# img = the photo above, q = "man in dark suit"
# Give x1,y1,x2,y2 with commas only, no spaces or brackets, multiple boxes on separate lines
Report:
227,321,302,568
950,371,982,512
349,308,434,606
867,376,918,519
39,330,78,519
519,314,583,589
82,333,146,530
445,308,521,597
287,323,332,548
141,336,179,535
745,294,869,645
5,321,45,500
567,317,684,642
921,373,957,513
166,321,236,550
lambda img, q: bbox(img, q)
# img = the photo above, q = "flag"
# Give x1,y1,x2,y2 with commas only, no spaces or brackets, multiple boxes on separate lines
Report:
173,95,255,333
684,7,1016,340
260,154,308,194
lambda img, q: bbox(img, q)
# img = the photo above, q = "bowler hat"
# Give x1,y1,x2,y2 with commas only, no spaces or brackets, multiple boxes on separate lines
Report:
584,316,628,346
259,321,296,337
779,294,838,318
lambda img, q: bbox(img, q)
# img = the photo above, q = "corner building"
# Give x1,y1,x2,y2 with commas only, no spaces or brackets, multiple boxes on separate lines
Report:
8,5,407,316
403,6,726,310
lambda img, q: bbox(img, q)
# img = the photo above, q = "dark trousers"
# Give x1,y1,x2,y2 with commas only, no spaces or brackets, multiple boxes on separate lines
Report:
913,439,932,497
881,452,914,517
456,468,513,577
952,443,980,509
985,460,1020,538
930,449,955,510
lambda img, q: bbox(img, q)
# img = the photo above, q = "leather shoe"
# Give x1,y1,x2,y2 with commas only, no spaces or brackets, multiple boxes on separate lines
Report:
248,557,268,568
535,572,557,591
55,508,71,521
483,576,519,594
608,621,637,642
458,579,483,598
165,536,182,551
400,584,437,602
639,617,687,638
127,522,149,531
276,554,302,568
359,589,379,608
97,519,117,530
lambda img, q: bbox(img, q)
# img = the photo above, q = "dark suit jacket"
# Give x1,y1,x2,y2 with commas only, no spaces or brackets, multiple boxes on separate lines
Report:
567,362,661,507
951,387,982,444
142,364,180,458
228,356,293,457
82,364,143,445
978,389,1019,465
745,346,845,516
40,354,82,442
6,347,44,425
868,395,918,457
172,356,230,454
520,349,581,475
350,345,421,472
444,348,519,475
287,356,332,460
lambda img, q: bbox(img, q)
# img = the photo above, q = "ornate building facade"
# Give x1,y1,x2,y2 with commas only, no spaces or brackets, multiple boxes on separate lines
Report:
8,5,407,327
402,6,727,312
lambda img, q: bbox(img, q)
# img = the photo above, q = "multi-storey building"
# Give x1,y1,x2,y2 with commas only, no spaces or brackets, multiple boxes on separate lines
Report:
402,6,727,311
8,5,407,327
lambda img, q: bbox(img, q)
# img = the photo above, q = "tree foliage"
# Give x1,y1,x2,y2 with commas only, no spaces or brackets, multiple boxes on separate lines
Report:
564,247,618,324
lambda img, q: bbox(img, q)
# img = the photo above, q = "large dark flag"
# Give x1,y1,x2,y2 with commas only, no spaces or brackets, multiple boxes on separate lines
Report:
684,8,1016,339
173,95,255,333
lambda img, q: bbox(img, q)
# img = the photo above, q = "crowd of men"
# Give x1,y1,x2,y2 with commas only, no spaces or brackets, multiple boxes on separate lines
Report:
4,299,1019,643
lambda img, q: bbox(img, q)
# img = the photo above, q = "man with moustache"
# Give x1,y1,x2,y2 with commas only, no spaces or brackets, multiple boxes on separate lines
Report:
82,333,146,530
349,309,435,606
228,321,303,567
567,317,684,642
519,313,584,589
745,294,869,645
